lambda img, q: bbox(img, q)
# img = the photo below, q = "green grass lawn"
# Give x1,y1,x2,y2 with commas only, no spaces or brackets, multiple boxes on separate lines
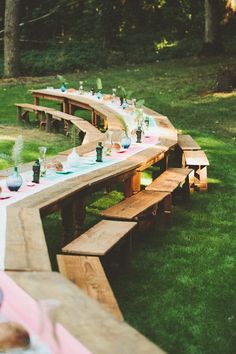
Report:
0,56,236,354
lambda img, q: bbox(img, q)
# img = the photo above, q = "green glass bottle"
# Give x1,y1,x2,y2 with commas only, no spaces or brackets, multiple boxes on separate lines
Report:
32,159,40,183
96,142,103,162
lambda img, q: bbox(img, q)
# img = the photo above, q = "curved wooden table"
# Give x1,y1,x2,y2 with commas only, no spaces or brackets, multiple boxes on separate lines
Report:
1,93,177,353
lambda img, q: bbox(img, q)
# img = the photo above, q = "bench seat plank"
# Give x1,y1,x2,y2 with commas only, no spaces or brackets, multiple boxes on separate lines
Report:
62,220,137,256
101,190,170,220
184,150,209,166
146,168,192,192
15,103,55,112
47,110,83,122
57,255,123,320
178,134,201,150
71,119,104,144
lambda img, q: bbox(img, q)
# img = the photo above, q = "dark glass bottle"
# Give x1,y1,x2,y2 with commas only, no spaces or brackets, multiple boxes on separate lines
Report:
136,126,142,143
96,142,103,162
91,87,95,96
32,159,40,183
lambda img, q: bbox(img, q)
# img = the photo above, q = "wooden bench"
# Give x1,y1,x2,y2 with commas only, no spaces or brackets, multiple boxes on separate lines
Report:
182,150,209,192
71,118,104,144
58,220,137,321
145,167,192,201
100,190,171,221
178,134,201,151
43,109,83,135
43,110,103,141
177,134,201,167
15,103,55,126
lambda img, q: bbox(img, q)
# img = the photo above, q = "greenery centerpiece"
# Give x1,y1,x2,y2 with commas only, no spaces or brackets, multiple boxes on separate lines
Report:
117,85,133,107
0,135,24,191
96,78,103,99
57,75,69,92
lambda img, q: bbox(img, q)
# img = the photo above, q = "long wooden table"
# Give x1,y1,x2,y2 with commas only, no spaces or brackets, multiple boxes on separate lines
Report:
1,92,178,352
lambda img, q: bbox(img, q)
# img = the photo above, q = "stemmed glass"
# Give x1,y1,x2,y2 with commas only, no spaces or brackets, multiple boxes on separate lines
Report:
79,81,84,95
39,146,47,177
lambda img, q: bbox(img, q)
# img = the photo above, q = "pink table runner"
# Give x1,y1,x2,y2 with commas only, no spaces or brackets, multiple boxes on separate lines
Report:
0,271,90,353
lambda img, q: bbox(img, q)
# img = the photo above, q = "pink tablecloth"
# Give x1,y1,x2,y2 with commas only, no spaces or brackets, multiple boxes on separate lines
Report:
0,271,90,354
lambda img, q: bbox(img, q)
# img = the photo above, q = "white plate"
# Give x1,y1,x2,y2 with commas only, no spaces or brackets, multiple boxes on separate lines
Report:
55,169,73,174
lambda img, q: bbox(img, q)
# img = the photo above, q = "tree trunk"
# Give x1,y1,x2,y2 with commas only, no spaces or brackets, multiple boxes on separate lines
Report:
4,0,20,77
202,0,222,55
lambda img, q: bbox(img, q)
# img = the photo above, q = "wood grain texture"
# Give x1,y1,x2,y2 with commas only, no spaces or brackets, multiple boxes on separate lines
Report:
57,255,123,320
101,190,170,220
146,168,192,192
62,220,137,256
71,119,104,144
5,208,51,271
178,134,201,150
15,103,55,112
7,271,165,354
183,150,209,166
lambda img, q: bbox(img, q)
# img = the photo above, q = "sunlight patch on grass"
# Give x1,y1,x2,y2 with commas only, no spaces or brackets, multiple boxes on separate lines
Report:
208,178,222,185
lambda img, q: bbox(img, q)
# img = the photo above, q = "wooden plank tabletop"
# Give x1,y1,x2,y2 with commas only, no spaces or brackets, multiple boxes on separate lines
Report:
7,271,165,354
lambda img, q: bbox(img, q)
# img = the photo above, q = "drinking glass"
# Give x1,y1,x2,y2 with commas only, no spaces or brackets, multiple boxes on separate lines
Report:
39,147,47,177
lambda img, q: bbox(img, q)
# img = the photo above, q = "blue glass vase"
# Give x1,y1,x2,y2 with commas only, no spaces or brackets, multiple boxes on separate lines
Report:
6,166,23,192
60,83,67,92
121,133,131,149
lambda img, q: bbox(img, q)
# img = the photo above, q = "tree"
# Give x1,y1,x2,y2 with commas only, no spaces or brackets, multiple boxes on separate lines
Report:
202,0,222,55
4,0,20,77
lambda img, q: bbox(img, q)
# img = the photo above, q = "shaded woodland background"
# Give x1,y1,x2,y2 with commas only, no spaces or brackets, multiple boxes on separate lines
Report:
1,0,236,77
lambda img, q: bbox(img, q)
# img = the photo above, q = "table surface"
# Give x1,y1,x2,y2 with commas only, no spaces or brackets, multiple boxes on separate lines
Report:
1,91,176,353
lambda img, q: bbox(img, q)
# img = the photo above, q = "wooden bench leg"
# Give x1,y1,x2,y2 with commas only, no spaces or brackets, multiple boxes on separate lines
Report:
182,175,190,202
189,169,195,193
199,166,208,192
40,112,47,130
46,113,52,132
16,107,22,121
57,254,123,321
131,171,141,194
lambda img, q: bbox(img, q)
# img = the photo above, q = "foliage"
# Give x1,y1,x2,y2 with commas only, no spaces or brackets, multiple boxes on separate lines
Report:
96,77,103,90
0,135,23,166
214,64,236,92
57,74,68,86
0,56,236,354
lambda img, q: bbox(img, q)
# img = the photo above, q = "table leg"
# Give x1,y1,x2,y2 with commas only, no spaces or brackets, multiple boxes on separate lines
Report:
74,194,87,236
61,201,75,246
